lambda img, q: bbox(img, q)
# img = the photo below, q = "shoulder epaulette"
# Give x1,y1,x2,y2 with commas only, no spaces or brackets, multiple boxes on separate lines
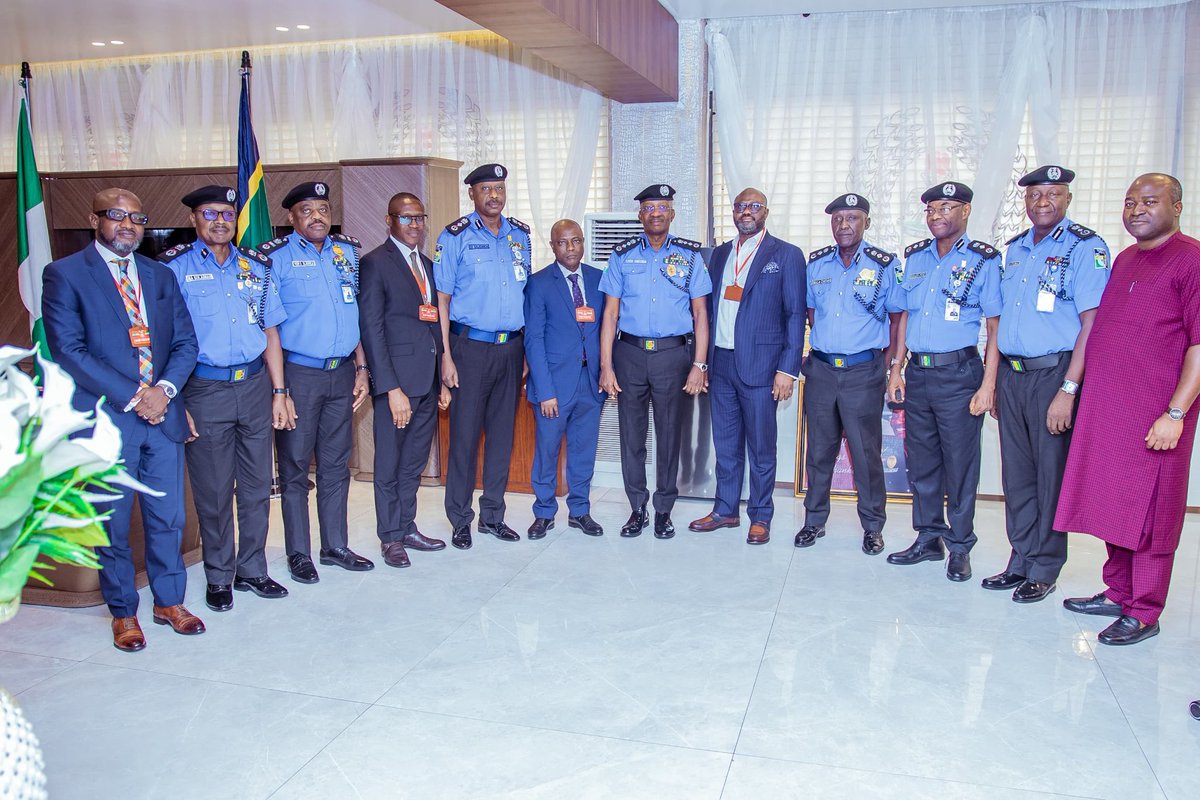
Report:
612,235,641,255
257,237,287,254
508,216,531,234
904,239,932,258
808,244,836,262
968,240,1001,260
445,216,471,236
863,246,894,267
157,242,193,263
673,237,702,251
1067,223,1097,240
1006,228,1030,246
329,232,361,248
236,245,271,265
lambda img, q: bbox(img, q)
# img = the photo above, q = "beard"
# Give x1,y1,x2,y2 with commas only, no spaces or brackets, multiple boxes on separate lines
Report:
98,229,143,256
736,218,761,236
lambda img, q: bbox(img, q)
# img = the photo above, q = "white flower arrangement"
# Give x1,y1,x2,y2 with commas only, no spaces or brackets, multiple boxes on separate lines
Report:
0,345,161,623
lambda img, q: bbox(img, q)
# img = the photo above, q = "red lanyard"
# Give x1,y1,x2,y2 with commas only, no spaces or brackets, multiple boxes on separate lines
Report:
732,232,764,286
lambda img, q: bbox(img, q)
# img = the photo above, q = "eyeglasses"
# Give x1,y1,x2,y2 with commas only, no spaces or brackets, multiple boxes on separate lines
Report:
924,203,964,217
733,202,766,214
389,214,428,226
640,203,672,214
95,208,150,225
199,209,237,222
474,185,505,196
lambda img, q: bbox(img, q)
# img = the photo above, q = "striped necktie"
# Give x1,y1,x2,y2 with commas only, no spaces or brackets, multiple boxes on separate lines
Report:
114,259,153,385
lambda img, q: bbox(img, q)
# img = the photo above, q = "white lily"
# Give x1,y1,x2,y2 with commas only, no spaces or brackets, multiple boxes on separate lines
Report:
0,347,39,427
39,401,123,480
0,400,25,477
106,468,165,498
40,511,107,530
31,354,95,454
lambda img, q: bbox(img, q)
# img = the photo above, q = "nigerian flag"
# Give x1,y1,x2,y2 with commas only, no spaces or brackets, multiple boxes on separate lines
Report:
237,51,272,249
16,63,52,358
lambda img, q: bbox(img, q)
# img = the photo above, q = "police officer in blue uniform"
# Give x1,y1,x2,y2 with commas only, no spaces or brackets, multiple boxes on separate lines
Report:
797,193,900,556
886,181,1002,582
260,181,374,583
161,185,291,612
598,184,713,539
987,165,1111,603
434,163,531,550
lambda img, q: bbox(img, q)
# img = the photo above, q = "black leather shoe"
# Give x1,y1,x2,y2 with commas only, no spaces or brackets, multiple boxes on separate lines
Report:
1012,579,1055,604
528,518,554,540
400,531,446,551
205,584,233,612
479,520,521,542
381,541,411,568
568,514,604,536
319,546,375,571
1063,591,1123,617
233,575,288,599
862,530,884,555
946,552,972,582
451,525,472,550
654,513,675,539
793,525,825,548
886,539,945,565
620,506,648,538
981,570,1026,591
287,553,320,584
1098,615,1160,646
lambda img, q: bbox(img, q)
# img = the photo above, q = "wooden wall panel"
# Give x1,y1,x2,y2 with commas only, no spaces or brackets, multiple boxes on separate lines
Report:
0,176,29,349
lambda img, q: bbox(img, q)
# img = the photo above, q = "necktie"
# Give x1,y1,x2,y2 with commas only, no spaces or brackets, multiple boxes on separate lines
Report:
115,259,153,386
569,272,585,334
409,252,428,303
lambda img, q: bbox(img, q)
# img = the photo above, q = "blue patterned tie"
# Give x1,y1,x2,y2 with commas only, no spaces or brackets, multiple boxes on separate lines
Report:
569,273,585,332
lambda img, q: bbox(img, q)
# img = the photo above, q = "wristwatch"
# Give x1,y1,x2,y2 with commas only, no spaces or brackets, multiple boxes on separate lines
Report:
157,381,177,399
692,361,709,373
1059,379,1079,396
1168,406,1185,421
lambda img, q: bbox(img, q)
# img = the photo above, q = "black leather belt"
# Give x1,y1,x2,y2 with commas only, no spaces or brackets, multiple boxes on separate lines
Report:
618,332,689,352
910,346,978,369
1003,352,1065,373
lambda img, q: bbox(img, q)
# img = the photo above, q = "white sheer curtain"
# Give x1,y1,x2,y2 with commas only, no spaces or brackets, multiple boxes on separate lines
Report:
708,0,1196,255
0,33,606,263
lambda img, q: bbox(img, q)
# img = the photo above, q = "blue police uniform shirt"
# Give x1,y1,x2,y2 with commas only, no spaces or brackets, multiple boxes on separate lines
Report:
807,240,899,353
598,233,713,338
998,218,1111,357
892,235,1003,353
433,211,530,332
261,231,361,360
162,242,285,367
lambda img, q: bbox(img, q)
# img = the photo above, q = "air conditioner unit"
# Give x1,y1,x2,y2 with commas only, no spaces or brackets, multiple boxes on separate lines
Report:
584,212,641,266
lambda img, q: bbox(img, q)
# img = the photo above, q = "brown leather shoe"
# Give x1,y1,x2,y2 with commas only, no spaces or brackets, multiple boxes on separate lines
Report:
381,541,411,568
747,522,770,545
111,617,146,652
401,531,446,551
152,604,206,635
688,512,740,532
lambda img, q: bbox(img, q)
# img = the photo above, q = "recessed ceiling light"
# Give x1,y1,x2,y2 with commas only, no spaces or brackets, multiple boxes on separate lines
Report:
296,24,310,30
275,26,289,32
91,42,106,47
110,40,124,45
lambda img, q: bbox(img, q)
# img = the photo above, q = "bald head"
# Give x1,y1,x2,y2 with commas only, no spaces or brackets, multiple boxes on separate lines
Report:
92,187,142,213
549,219,584,271
90,187,146,257
733,187,769,239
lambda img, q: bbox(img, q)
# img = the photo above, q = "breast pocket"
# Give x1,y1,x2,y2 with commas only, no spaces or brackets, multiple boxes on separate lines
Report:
185,284,222,318
296,269,324,297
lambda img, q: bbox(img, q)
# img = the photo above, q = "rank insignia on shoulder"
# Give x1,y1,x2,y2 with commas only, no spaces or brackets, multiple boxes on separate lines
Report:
1068,223,1097,240
330,233,361,248
446,216,471,235
238,246,270,265
808,244,836,261
612,235,641,255
863,247,893,266
1006,228,1029,246
968,240,1000,259
904,239,932,258
507,216,531,234
257,237,287,253
672,237,702,251
158,242,193,262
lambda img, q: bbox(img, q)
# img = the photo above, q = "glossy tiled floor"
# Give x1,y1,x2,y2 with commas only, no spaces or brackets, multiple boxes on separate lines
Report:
3,484,1199,799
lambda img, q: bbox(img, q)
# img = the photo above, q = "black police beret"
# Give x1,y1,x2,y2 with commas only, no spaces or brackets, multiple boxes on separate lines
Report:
181,185,237,209
281,182,331,209
635,184,676,202
464,163,508,185
1018,165,1075,186
921,181,973,204
825,193,870,214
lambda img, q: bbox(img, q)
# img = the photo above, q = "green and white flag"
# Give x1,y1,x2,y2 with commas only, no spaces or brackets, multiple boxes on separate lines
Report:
16,64,52,359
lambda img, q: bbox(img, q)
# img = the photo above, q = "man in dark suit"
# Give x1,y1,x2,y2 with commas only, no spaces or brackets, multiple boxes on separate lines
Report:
524,219,606,539
359,192,451,568
41,187,205,652
688,188,806,545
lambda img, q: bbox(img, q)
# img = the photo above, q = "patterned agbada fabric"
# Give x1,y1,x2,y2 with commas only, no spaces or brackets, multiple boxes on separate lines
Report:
1055,233,1200,553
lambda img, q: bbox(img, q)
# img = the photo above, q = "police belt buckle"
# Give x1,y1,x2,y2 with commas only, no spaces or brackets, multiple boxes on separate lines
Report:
496,332,509,344
644,338,657,352
833,357,846,368
1009,358,1025,373
231,367,248,382
324,357,342,370
919,354,934,368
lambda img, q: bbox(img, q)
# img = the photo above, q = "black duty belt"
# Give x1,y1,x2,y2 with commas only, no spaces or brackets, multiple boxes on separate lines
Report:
618,332,690,352
1003,353,1065,373
910,346,978,369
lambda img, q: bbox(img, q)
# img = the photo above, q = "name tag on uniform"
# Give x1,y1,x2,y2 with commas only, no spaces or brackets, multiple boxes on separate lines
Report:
1036,290,1056,313
419,304,439,322
248,303,258,324
724,285,743,302
944,300,960,322
514,263,527,281
575,306,596,323
129,324,151,347
185,273,214,282
292,260,317,267
342,285,356,303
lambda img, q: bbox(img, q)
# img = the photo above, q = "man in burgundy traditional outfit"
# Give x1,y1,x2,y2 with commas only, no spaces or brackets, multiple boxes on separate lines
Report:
1056,173,1200,646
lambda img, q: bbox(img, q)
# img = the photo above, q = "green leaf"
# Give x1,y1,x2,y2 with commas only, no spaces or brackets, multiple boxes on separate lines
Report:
33,537,101,569
0,454,43,529
0,518,22,556
45,522,109,548
0,544,41,602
